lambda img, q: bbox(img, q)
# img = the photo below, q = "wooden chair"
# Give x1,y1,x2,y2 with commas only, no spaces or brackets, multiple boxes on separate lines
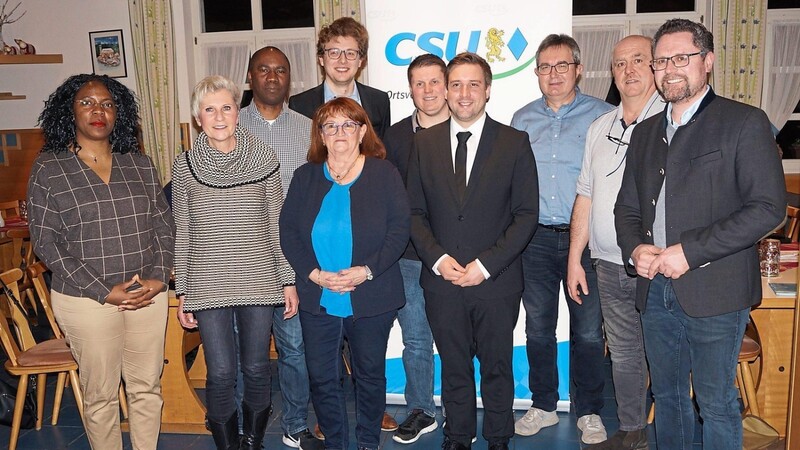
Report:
0,200,21,219
0,268,84,450
786,205,800,243
7,228,37,315
26,261,129,420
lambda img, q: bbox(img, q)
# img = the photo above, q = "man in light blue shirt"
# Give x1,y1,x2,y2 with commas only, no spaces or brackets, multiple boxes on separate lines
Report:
510,34,613,445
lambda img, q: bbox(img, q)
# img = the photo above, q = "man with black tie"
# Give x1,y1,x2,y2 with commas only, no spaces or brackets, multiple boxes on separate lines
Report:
288,17,390,139
407,52,539,450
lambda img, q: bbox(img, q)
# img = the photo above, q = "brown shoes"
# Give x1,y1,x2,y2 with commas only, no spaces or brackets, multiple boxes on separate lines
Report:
381,412,399,432
313,411,399,439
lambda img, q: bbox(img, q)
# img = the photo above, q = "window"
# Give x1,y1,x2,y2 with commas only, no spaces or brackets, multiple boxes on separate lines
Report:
762,8,800,160
191,0,319,98
572,0,707,100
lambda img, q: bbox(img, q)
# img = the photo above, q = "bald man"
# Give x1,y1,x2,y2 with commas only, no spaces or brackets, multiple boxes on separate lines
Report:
567,35,664,449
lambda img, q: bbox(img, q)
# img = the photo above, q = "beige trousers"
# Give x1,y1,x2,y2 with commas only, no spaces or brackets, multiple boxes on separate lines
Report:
51,290,168,450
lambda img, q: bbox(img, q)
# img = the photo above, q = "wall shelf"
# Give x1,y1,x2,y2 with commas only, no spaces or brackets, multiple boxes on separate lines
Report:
0,54,63,64
0,93,26,100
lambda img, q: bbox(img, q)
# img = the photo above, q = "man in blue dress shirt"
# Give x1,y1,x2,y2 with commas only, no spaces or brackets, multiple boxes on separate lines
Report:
510,34,613,445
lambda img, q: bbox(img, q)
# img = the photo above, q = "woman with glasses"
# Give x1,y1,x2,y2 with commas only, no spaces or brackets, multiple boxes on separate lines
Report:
28,74,173,450
280,97,409,450
173,75,295,450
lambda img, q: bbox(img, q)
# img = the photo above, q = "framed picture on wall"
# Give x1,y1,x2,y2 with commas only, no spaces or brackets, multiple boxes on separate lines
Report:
89,29,127,78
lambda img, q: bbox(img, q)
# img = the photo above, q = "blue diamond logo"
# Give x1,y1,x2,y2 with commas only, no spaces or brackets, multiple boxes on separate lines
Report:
507,28,528,60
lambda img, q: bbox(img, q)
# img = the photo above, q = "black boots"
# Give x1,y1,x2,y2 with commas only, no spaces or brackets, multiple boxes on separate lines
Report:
240,403,273,450
208,412,240,450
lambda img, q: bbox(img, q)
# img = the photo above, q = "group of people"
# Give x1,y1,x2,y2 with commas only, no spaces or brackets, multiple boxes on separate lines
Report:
25,15,785,450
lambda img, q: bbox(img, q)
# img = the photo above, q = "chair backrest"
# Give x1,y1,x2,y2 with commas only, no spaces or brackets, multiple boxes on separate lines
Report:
0,200,21,219
27,262,63,339
6,228,33,271
787,206,800,243
0,301,23,368
0,268,37,351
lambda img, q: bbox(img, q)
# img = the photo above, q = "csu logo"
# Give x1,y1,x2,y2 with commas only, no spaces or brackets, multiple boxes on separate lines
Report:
385,27,536,79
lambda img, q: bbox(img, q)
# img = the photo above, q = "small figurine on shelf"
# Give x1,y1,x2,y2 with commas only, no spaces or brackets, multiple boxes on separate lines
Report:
14,38,33,54
0,0,26,50
2,42,16,54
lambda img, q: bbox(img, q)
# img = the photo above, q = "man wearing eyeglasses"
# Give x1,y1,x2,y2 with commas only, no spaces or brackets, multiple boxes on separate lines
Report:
289,17,391,140
567,35,664,450
510,34,613,444
615,19,785,449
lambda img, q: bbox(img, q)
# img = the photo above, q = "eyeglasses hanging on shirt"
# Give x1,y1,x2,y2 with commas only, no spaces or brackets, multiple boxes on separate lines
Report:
605,118,633,177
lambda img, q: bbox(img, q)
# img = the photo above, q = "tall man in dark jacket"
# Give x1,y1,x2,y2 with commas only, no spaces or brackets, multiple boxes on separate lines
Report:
615,19,785,450
288,17,390,139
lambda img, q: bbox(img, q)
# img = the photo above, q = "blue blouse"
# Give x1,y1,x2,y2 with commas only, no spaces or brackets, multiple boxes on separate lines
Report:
311,164,360,317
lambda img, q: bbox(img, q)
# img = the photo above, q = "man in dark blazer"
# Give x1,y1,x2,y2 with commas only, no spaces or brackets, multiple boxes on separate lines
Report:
407,52,539,450
288,17,390,139
614,19,785,450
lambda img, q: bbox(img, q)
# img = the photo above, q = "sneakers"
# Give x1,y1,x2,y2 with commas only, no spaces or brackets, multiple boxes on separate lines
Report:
298,433,325,450
283,429,315,448
393,409,438,444
514,407,559,436
577,414,607,445
586,428,649,450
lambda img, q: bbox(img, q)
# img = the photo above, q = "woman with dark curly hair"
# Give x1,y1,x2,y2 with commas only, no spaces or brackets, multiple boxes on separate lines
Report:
27,74,173,450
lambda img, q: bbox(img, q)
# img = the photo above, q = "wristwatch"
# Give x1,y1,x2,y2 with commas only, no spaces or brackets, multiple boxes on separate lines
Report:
364,265,373,281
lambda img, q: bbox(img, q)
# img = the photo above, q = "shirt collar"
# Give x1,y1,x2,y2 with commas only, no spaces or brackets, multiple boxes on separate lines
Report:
450,112,487,135
323,80,361,105
666,85,710,128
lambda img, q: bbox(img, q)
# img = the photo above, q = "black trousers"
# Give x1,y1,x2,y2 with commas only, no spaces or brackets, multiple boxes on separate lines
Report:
425,288,520,446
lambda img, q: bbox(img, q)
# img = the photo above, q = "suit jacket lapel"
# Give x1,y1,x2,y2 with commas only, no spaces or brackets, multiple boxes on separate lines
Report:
462,117,497,206
431,119,461,206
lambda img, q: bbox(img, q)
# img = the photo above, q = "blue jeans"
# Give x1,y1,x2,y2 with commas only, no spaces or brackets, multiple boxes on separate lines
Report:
195,305,274,422
397,259,436,417
595,259,648,431
272,307,311,435
233,307,310,435
521,227,605,416
301,309,395,450
642,275,748,450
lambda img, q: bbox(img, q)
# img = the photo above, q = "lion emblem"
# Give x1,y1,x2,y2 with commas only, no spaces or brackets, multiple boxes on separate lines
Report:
485,28,506,63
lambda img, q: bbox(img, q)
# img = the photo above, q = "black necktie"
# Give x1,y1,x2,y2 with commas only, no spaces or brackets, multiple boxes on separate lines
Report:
455,131,471,201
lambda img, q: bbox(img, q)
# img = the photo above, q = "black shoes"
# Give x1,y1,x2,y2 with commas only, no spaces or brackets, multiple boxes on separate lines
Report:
586,428,649,450
298,433,325,450
488,443,509,450
442,438,471,450
393,409,439,444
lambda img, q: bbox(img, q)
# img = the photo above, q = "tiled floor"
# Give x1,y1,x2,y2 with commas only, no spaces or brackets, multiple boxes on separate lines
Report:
1,354,658,450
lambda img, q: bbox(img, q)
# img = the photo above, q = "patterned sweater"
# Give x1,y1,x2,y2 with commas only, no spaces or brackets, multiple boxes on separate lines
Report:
172,126,295,311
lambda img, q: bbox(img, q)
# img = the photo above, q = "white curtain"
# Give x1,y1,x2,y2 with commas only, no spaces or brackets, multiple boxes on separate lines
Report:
201,42,251,86
257,38,318,96
764,21,800,131
573,26,626,100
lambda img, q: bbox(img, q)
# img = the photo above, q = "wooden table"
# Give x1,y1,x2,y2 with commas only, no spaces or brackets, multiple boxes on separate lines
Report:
160,294,209,434
0,217,27,272
753,260,798,436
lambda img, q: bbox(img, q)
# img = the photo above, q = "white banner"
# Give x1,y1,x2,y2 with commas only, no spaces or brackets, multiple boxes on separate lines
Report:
364,0,574,410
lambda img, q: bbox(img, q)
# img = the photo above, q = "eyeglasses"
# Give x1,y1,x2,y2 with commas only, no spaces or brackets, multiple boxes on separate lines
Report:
323,48,361,61
605,119,631,177
535,62,578,75
320,121,362,136
650,51,705,71
75,98,116,110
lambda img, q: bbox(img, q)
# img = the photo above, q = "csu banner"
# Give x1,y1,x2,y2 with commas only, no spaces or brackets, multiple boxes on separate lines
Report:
364,0,574,410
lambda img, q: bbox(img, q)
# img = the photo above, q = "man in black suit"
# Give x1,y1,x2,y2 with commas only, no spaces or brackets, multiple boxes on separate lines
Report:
288,17,390,139
615,19,785,449
407,52,539,450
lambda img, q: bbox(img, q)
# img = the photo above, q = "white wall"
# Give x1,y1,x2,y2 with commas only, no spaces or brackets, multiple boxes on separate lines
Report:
0,0,136,130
